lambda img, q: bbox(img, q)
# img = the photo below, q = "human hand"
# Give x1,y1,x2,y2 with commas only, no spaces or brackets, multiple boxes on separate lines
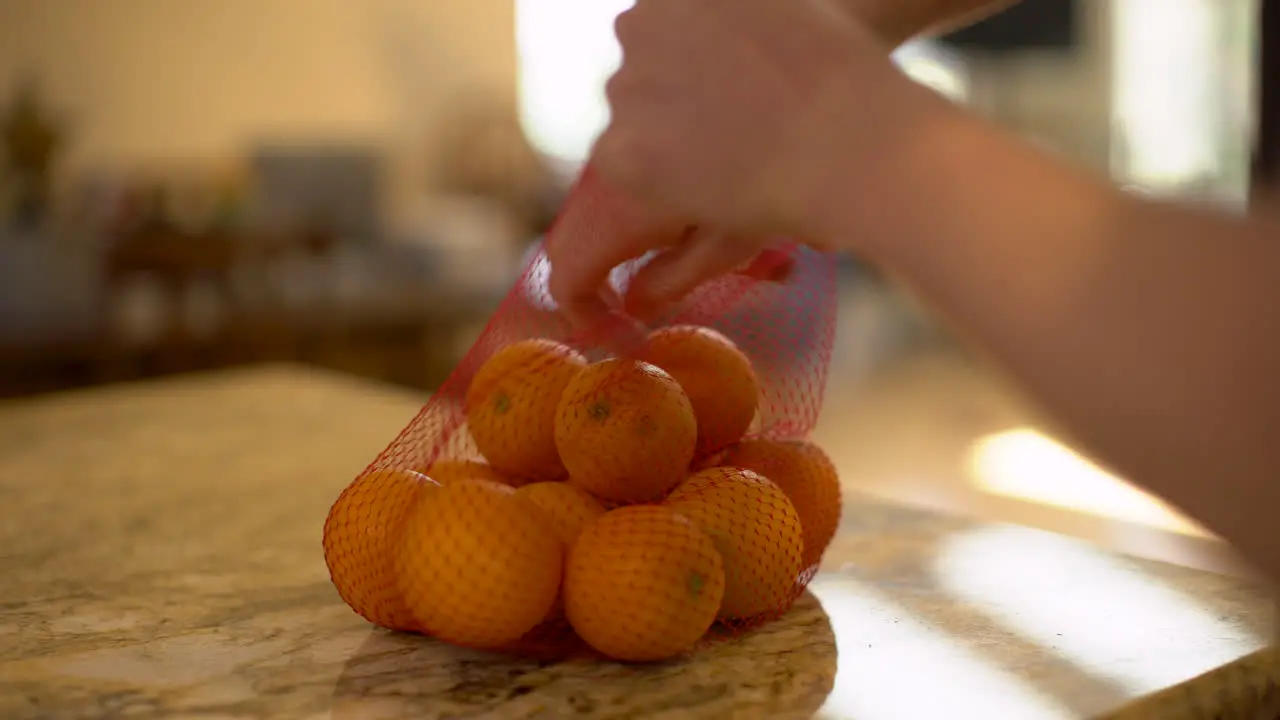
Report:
546,0,937,333
544,171,794,342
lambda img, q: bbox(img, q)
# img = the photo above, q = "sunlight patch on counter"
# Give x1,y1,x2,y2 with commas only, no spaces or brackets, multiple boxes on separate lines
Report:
934,524,1263,694
808,575,1074,720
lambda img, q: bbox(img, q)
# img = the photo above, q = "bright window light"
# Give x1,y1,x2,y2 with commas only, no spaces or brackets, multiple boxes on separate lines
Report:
1112,0,1219,189
515,0,632,168
516,4,968,169
809,575,1075,719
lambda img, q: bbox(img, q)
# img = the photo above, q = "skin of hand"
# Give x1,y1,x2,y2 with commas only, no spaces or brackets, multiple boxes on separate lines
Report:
544,0,1011,332
545,0,924,331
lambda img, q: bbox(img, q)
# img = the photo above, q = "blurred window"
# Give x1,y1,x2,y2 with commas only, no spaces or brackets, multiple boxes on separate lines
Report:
1111,0,1255,201
515,1,1254,201
515,2,969,170
515,0,628,168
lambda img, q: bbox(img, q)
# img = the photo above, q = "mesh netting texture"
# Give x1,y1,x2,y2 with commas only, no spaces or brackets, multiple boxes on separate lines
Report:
322,169,844,663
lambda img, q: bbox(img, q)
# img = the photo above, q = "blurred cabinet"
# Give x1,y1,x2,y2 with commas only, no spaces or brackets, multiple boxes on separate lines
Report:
0,225,502,399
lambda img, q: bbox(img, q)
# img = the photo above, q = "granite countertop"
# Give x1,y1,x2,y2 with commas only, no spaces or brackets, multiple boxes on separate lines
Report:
0,365,1275,719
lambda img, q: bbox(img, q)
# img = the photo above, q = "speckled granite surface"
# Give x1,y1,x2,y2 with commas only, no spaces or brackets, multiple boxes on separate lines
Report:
0,365,1273,719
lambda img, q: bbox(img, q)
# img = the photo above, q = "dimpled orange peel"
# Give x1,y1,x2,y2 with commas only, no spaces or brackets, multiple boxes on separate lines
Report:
721,438,842,571
514,481,607,546
395,478,563,649
322,468,437,631
425,458,527,488
639,324,760,458
554,358,697,504
564,505,726,662
466,339,587,481
666,466,804,619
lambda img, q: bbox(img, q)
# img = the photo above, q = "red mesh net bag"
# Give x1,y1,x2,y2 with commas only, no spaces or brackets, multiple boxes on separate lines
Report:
322,167,843,662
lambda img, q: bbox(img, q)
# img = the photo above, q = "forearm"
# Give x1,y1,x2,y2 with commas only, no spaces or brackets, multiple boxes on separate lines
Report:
821,103,1280,581
841,0,1019,46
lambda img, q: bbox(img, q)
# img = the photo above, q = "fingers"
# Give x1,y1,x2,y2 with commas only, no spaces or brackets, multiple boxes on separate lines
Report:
545,170,686,333
623,230,767,323
591,114,666,219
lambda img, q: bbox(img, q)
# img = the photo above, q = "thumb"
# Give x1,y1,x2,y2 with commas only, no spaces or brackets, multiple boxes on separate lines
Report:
623,230,765,323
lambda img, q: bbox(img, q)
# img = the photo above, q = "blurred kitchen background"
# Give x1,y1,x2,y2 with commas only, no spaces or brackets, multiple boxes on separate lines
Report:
0,1,1269,576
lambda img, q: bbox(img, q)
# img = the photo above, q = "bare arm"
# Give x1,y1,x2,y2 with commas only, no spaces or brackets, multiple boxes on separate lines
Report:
809,90,1280,582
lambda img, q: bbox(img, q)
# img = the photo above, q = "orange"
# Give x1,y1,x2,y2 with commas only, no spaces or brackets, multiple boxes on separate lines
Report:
322,468,437,631
426,458,527,488
721,439,842,570
666,467,804,620
466,339,586,480
395,479,562,649
564,506,725,662
640,325,759,457
513,482,606,546
514,482,608,620
555,359,697,504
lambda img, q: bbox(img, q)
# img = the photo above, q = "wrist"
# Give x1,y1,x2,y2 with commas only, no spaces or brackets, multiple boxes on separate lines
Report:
803,74,1129,271
807,78,1134,303
783,60,969,255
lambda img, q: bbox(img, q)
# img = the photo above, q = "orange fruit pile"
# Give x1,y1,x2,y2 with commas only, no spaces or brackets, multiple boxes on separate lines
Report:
321,324,842,663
